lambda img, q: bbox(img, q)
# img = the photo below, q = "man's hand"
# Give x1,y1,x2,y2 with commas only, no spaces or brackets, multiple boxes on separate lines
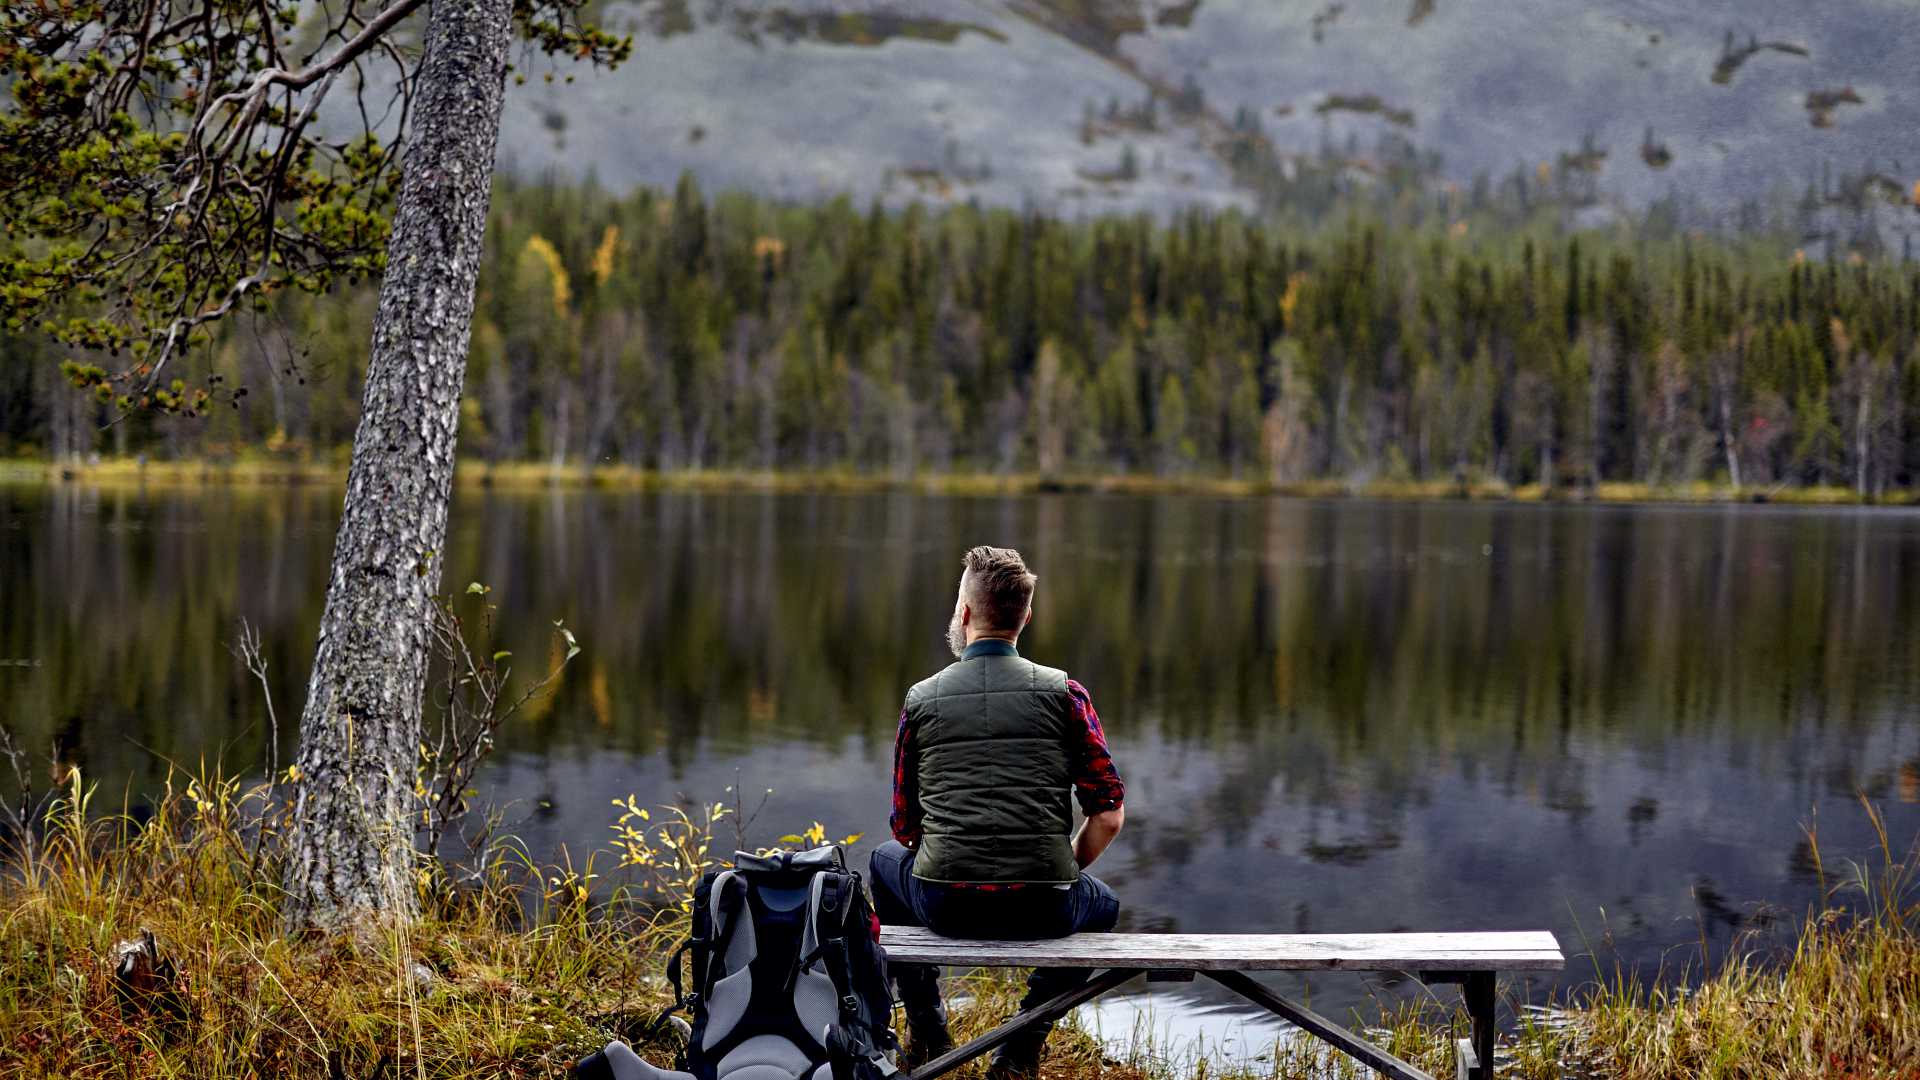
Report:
1072,805,1125,869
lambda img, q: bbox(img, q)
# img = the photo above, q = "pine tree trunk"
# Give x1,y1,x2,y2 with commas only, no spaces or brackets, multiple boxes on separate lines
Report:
281,0,514,932
1720,390,1741,491
1856,390,1870,499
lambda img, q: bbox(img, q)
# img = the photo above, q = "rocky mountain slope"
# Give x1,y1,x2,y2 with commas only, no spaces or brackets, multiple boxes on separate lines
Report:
492,0,1919,215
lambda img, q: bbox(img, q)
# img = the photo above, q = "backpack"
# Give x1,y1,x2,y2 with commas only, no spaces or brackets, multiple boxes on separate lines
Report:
575,846,901,1080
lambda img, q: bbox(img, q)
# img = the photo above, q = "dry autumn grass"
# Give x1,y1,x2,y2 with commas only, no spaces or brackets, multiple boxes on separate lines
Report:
6,456,1911,507
0,769,1913,1079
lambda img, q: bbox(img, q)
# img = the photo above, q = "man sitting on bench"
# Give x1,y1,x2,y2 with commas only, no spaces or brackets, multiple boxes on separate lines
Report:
869,545,1128,1079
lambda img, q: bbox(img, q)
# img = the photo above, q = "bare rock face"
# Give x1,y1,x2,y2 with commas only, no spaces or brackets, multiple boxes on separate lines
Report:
483,0,1918,215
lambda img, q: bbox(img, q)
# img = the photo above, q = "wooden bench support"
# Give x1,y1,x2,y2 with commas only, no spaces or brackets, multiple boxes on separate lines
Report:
1205,969,1434,1080
1464,972,1495,1080
1454,1037,1479,1080
881,927,1558,1080
1421,970,1497,1080
907,968,1142,1080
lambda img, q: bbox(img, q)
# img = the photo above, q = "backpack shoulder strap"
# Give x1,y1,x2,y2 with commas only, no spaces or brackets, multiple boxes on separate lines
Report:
790,865,850,987
682,870,750,1080
706,871,747,978
812,867,900,1080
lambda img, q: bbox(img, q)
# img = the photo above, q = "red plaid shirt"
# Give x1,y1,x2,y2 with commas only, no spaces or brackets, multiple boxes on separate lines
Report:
889,675,1125,883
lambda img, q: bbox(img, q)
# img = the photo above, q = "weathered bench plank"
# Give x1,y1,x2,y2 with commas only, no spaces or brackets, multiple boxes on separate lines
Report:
879,927,1564,971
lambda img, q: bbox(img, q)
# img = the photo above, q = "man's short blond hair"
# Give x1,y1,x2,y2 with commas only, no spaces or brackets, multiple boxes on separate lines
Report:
961,546,1037,634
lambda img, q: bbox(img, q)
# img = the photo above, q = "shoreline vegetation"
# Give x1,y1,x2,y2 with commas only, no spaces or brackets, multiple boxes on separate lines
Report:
0,775,1914,1079
1,456,1906,507
19,181,1920,512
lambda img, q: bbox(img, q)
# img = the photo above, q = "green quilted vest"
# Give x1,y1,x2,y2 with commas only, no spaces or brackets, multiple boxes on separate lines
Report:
905,650,1080,885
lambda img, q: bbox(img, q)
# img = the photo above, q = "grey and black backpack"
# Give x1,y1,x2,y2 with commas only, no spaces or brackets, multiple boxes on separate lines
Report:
575,846,900,1080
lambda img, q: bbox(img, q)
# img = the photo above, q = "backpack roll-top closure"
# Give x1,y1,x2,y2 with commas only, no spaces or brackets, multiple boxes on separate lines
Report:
906,655,1080,885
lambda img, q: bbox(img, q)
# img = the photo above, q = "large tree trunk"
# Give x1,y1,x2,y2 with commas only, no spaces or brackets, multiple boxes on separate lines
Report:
281,0,515,932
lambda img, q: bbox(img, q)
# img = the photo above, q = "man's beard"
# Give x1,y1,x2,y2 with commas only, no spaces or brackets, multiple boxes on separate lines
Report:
946,608,967,658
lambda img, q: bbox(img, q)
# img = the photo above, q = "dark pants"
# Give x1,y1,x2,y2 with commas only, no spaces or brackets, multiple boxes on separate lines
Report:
868,841,1120,1026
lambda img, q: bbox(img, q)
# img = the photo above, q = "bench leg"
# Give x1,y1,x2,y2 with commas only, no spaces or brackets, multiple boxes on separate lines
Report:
905,967,1141,1080
1205,970,1436,1080
1463,973,1495,1080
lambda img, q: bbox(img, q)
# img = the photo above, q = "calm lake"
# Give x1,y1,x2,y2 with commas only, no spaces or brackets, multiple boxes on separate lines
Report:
5,483,1919,1034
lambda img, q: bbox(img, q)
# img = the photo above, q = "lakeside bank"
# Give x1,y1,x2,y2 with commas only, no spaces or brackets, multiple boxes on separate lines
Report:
0,780,1913,1079
2,456,1906,507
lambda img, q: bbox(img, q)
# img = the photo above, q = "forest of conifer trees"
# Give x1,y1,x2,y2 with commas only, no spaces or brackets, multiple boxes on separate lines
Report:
11,173,1920,496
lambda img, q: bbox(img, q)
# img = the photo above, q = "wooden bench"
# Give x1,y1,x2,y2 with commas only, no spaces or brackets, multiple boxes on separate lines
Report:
878,928,1564,1080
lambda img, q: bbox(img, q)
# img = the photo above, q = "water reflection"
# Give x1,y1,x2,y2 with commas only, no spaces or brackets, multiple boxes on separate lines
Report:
4,485,1918,1016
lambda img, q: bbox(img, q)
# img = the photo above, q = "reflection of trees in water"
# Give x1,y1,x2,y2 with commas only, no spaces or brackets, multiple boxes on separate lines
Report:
3,490,1918,824
3,486,336,789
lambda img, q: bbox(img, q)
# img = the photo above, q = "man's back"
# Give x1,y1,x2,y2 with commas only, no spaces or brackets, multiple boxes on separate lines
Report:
904,650,1079,885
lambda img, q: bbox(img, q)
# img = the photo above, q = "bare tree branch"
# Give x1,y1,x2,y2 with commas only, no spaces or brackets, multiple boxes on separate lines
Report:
229,618,281,781
418,590,578,858
192,0,427,141
0,724,57,879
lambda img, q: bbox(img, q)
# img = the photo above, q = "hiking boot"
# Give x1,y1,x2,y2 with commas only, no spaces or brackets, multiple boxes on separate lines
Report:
900,1004,954,1070
982,1022,1049,1080
985,964,1089,1080
893,962,951,1070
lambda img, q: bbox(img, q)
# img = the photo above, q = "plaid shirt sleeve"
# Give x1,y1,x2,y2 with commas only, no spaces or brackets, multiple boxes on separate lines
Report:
889,708,922,847
1065,678,1125,815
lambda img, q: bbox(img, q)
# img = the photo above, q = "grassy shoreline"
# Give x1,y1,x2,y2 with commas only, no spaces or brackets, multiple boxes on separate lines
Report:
1,778,1915,1079
2,456,1904,506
